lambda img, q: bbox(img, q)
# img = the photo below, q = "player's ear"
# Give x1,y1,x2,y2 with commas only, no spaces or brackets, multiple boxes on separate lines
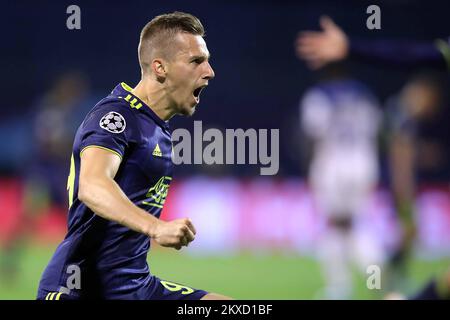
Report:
151,58,167,82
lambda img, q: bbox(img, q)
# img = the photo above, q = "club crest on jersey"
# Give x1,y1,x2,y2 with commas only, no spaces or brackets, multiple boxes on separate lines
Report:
99,111,126,133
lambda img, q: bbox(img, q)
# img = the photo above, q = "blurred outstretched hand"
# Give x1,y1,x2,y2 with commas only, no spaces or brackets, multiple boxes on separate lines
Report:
295,16,349,69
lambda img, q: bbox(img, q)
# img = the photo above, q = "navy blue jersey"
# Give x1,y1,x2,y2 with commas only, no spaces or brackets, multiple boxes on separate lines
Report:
37,83,206,299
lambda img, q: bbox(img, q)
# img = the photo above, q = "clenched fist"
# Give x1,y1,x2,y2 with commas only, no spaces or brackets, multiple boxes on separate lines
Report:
150,218,197,250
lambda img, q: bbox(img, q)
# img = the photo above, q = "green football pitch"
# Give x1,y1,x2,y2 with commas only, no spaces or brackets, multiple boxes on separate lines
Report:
0,245,448,299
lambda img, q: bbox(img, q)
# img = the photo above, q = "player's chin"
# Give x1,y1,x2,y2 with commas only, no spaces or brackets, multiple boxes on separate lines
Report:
180,103,197,117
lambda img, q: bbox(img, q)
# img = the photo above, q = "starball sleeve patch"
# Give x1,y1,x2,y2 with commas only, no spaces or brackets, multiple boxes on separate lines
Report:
99,111,126,133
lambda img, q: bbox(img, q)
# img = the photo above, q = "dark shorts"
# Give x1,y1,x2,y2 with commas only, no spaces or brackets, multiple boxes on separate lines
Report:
37,276,208,300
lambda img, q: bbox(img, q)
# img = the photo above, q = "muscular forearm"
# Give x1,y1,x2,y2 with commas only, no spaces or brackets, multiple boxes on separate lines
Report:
78,177,159,237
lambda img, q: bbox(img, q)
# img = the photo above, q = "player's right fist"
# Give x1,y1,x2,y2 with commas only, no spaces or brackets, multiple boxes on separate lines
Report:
150,218,197,250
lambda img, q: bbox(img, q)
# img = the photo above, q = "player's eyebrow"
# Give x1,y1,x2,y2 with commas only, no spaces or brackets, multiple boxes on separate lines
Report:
190,53,211,62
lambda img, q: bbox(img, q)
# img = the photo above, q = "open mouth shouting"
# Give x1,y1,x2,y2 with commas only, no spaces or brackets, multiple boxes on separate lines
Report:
192,84,208,104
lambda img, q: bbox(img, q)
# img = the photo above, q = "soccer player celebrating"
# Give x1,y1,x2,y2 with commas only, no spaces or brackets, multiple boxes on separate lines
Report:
37,12,230,300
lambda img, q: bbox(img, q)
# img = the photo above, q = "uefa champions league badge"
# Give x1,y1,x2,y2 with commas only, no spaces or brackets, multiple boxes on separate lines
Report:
99,111,126,133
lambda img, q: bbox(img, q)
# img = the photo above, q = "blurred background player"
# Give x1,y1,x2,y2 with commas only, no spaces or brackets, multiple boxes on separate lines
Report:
299,63,384,299
384,71,449,292
297,15,450,299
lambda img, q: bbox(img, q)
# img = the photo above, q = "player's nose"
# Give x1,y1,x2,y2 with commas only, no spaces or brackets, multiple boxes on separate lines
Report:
203,62,215,80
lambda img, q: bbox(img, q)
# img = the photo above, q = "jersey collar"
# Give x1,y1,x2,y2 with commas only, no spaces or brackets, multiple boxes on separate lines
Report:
112,82,170,130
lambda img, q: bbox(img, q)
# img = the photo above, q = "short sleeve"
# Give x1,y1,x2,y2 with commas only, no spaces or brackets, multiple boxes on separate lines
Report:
78,104,140,159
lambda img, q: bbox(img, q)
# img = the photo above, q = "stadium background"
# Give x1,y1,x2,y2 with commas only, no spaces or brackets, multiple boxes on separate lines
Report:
0,0,450,299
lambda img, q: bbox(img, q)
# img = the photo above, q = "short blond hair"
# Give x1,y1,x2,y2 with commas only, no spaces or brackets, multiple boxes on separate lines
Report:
138,12,205,74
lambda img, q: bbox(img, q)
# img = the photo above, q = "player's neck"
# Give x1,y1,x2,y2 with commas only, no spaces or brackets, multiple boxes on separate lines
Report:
131,79,175,121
